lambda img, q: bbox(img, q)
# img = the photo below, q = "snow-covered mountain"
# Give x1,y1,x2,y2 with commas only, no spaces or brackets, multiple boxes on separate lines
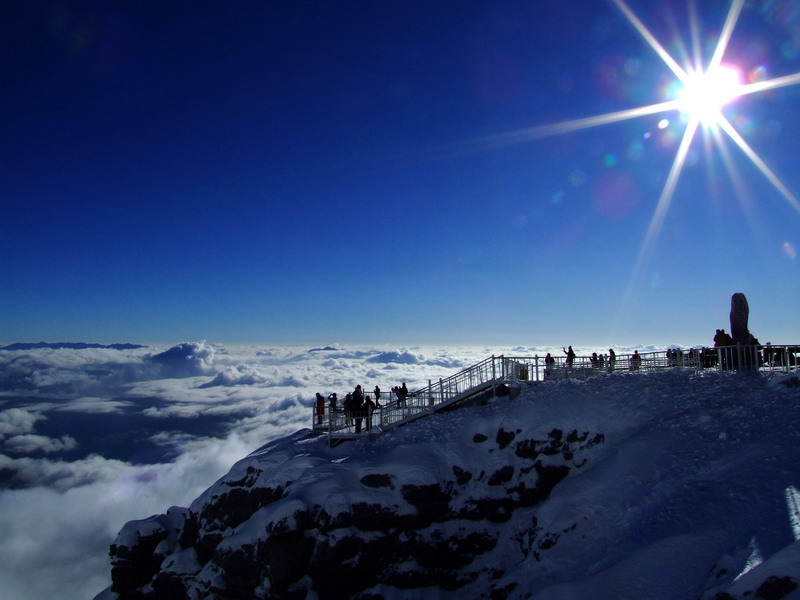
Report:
95,368,800,600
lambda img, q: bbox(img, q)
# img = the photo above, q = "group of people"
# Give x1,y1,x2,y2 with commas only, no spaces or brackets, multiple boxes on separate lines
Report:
543,346,619,372
314,382,410,433
391,382,409,405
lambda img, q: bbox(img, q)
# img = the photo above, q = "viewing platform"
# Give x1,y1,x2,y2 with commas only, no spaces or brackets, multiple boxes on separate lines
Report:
311,344,799,445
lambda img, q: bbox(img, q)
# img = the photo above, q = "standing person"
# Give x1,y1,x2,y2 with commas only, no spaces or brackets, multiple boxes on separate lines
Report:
352,385,364,432
400,382,409,404
630,350,641,371
373,385,381,407
353,389,365,433
353,384,364,406
344,393,353,425
328,393,338,411
563,346,576,368
544,352,555,376
315,392,325,425
608,348,616,372
364,394,376,431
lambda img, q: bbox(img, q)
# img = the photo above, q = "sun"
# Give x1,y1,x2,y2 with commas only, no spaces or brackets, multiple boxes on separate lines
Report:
472,0,800,322
677,65,743,126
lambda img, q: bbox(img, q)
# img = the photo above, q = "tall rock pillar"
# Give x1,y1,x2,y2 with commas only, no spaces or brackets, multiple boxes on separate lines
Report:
730,293,750,345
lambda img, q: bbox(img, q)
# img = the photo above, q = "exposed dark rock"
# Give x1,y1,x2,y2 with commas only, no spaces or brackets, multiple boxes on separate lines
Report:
756,575,798,600
101,416,606,600
401,483,452,524
730,292,751,345
496,428,516,449
452,465,473,484
110,521,168,595
359,473,393,488
488,465,515,486
198,485,284,534
515,438,540,459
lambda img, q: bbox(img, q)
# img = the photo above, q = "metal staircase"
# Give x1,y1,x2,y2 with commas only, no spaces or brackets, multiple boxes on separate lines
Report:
313,355,527,444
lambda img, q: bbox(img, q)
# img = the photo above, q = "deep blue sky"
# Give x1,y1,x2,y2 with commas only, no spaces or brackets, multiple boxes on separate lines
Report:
3,0,799,346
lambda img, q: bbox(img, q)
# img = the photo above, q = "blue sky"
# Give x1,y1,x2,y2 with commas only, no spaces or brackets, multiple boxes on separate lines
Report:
3,0,799,347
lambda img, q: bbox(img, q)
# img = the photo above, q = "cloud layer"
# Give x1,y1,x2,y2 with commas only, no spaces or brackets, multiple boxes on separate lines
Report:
0,341,657,600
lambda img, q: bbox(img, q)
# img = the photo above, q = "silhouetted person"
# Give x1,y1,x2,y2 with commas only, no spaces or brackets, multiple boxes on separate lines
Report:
352,387,365,433
373,385,381,406
315,392,325,425
328,393,338,411
629,350,641,371
344,393,353,425
608,348,616,372
563,346,576,368
714,329,733,347
364,394,377,430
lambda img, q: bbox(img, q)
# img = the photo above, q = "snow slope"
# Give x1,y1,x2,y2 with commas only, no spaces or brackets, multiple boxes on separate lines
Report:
98,368,800,600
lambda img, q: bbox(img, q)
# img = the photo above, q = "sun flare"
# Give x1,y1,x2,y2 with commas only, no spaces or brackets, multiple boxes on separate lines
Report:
677,65,743,125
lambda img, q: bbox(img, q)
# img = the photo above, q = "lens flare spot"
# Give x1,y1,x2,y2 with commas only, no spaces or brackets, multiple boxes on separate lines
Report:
592,171,639,219
627,140,644,160
781,40,800,61
551,190,565,204
603,153,617,167
782,241,797,260
659,129,678,148
568,168,587,188
624,56,642,76
748,65,768,83
658,119,669,129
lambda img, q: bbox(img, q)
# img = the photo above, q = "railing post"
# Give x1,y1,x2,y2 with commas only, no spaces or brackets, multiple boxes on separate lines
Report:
491,356,497,396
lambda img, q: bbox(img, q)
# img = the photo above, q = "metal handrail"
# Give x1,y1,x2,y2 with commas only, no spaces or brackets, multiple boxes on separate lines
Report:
312,345,799,441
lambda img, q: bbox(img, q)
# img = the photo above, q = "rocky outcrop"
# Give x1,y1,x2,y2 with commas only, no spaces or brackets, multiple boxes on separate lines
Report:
730,292,751,345
103,422,605,600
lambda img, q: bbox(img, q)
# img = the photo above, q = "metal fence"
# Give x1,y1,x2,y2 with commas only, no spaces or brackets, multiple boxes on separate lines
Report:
311,345,798,441
501,344,798,382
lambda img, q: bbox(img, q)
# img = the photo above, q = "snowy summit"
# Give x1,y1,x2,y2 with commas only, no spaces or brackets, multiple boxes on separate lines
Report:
96,367,800,600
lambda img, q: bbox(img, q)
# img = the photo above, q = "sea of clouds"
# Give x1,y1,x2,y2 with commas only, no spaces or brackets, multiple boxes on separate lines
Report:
0,340,667,599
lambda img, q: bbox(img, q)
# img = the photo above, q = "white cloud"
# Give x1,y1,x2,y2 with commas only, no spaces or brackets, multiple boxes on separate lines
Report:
0,432,250,600
148,341,216,377
199,365,269,387
4,434,77,454
56,397,134,414
0,408,43,439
